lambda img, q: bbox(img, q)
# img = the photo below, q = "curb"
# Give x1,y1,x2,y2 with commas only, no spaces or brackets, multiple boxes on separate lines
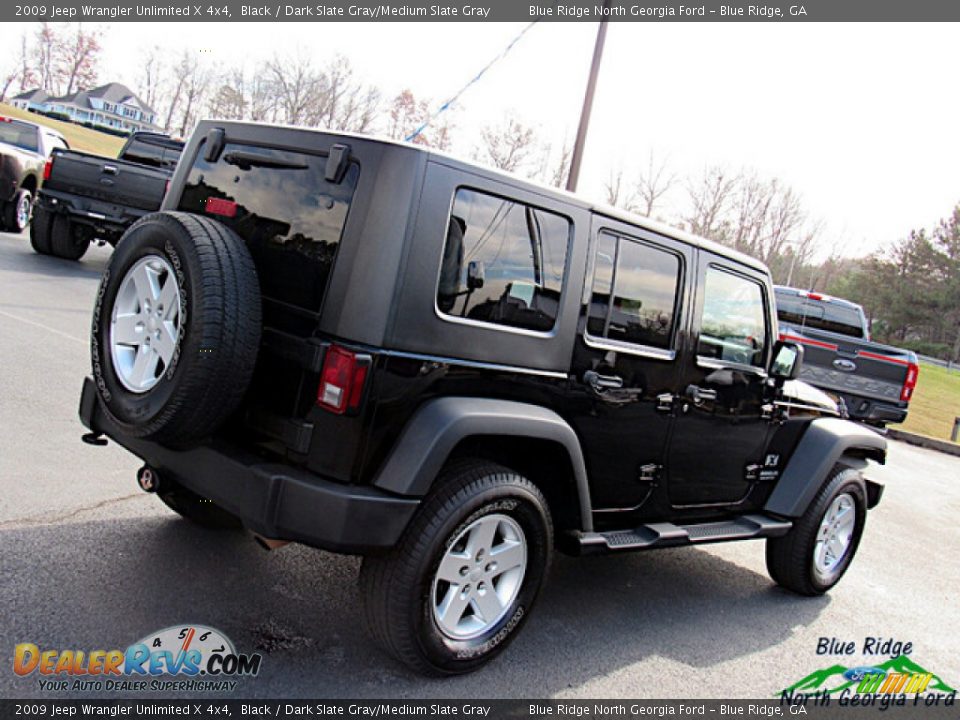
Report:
887,428,960,458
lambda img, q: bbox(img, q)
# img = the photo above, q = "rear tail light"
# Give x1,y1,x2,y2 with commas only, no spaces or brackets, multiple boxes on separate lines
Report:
900,362,919,402
43,157,54,181
317,345,370,415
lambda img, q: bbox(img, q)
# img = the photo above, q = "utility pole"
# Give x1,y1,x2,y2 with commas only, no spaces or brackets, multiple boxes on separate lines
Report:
566,1,612,193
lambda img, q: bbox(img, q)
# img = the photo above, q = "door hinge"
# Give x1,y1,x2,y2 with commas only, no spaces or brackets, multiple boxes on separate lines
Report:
639,463,661,484
656,393,675,413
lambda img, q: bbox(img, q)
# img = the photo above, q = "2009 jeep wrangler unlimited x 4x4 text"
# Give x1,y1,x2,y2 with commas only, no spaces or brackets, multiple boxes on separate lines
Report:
79,121,886,676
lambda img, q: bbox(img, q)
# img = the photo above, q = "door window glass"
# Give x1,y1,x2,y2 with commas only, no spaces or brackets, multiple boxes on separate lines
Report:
587,233,681,350
698,268,768,367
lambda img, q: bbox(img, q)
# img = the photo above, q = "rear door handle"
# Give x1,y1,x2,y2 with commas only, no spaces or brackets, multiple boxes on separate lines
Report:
685,384,717,403
102,164,118,175
584,370,624,391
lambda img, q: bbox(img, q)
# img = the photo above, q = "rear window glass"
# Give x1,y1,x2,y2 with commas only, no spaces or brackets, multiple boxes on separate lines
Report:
0,120,39,152
775,292,865,338
436,188,571,333
122,136,182,169
179,142,359,314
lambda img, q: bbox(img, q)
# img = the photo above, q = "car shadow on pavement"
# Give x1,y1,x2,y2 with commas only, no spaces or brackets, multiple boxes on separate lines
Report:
0,514,829,699
0,237,110,280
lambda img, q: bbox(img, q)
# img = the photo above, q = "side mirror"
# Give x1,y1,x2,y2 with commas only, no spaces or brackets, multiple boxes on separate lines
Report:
770,341,804,381
467,260,485,290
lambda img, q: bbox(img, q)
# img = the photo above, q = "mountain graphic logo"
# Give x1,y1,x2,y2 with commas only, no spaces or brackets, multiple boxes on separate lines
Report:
779,655,956,696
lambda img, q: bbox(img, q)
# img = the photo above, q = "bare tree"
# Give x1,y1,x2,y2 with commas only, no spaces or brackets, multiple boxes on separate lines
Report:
475,114,537,173
58,24,102,95
139,46,164,111
178,61,213,137
385,89,452,149
604,168,637,210
311,55,380,133
266,52,319,126
635,150,676,217
161,51,193,133
685,165,738,241
35,23,60,94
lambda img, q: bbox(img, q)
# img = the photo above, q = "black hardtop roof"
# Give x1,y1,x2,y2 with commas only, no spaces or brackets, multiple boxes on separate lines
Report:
194,119,769,274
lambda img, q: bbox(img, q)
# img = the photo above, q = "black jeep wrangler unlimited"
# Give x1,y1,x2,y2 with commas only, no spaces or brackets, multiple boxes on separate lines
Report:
79,121,886,676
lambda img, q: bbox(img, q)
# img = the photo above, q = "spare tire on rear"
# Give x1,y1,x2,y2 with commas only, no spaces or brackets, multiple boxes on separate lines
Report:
91,211,261,447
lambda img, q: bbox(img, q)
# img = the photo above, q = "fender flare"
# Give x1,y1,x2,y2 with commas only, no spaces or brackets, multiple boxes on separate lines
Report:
764,417,887,518
372,397,594,531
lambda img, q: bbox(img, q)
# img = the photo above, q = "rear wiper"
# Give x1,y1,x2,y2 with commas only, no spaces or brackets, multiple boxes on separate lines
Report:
223,151,307,171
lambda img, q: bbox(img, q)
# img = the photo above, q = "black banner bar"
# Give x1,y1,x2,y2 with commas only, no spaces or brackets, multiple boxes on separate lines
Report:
2,699,959,719
5,0,960,22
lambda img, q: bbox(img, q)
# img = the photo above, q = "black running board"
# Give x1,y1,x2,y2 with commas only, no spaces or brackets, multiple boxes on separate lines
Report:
571,514,793,555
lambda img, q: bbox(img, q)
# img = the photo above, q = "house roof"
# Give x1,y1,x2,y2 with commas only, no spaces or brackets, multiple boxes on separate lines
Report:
48,83,157,117
11,88,50,103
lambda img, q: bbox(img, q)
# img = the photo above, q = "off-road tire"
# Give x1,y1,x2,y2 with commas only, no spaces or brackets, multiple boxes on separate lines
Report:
50,214,90,260
30,206,54,255
159,480,243,530
359,461,553,676
91,211,261,448
766,465,867,595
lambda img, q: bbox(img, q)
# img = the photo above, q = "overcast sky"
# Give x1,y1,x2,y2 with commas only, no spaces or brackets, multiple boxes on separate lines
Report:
5,21,957,259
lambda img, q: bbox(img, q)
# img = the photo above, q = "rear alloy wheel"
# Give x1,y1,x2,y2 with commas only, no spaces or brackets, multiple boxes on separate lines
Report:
50,215,90,260
360,461,552,675
30,207,54,255
3,189,32,234
766,465,866,595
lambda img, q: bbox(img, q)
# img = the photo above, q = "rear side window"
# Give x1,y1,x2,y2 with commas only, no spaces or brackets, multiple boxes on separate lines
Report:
775,292,865,338
0,120,38,152
436,188,571,333
586,232,682,350
179,142,359,314
698,267,768,368
122,137,182,169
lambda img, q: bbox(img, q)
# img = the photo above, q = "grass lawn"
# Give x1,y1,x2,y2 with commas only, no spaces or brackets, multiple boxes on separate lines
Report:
1,102,125,158
893,362,960,443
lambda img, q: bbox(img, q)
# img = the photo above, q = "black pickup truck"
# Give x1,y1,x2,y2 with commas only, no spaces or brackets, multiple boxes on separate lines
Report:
80,121,887,675
30,131,183,260
774,286,918,426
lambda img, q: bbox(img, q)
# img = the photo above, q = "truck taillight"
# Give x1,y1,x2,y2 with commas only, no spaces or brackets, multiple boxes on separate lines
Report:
317,345,369,415
900,362,919,402
43,157,54,181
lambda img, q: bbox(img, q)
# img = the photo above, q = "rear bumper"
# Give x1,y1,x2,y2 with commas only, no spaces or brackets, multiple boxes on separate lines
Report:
37,189,150,236
837,393,908,425
79,376,419,554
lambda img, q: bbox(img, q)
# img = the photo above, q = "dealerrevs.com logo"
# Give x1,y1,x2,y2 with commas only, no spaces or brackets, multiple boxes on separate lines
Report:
13,624,262,692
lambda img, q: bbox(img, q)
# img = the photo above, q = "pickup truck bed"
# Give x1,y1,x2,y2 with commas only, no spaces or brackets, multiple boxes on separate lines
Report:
775,286,918,426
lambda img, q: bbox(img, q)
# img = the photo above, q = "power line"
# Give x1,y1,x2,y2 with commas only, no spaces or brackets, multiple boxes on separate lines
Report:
405,23,539,143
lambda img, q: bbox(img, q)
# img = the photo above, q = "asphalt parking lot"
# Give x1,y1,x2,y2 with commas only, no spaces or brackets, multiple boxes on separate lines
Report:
1,230,958,700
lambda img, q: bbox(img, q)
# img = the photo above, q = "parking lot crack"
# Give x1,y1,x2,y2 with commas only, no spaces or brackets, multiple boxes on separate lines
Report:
0,492,144,529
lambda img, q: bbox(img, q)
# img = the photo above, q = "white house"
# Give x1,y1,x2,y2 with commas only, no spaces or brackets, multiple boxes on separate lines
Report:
11,83,161,133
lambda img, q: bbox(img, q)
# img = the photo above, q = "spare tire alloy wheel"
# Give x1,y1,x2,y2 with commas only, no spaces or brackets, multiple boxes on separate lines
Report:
110,255,182,392
91,212,261,447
